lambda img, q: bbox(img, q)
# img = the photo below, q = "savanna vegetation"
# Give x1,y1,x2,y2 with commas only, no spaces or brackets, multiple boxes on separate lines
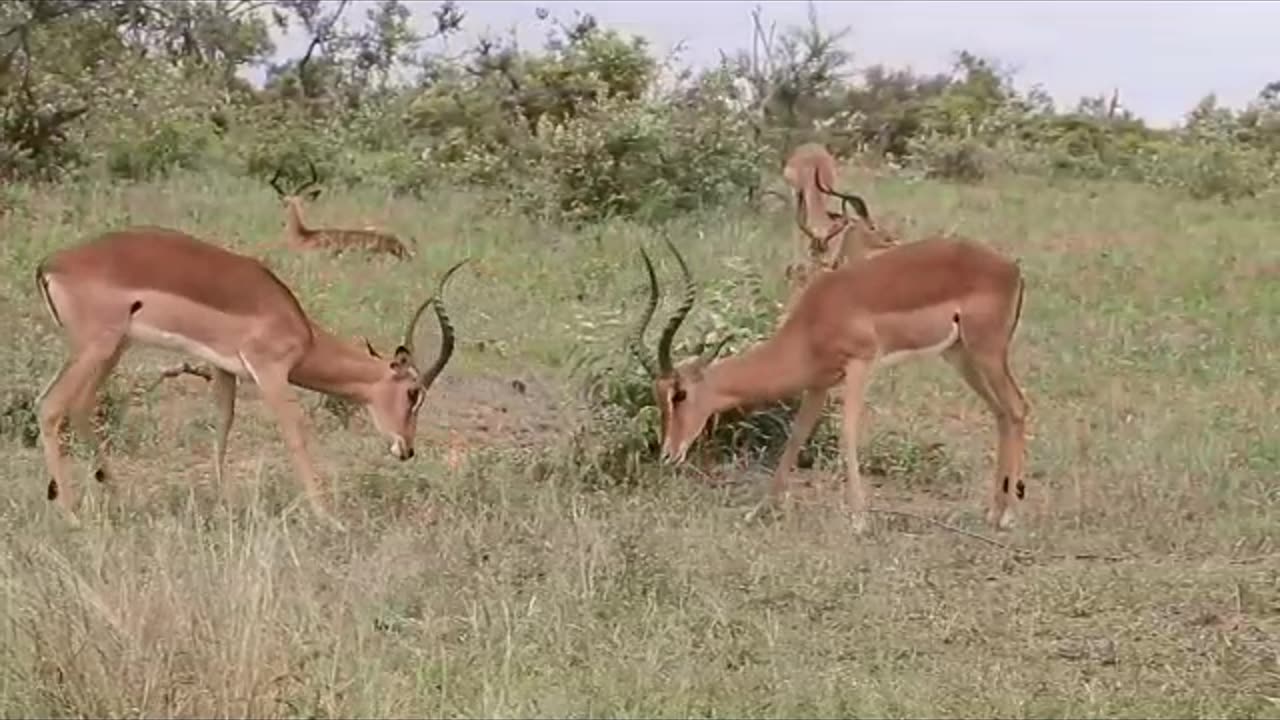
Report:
1,1,1277,716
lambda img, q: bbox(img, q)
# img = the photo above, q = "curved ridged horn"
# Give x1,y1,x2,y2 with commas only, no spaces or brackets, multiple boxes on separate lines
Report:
656,235,696,375
813,167,872,223
293,158,321,196
699,334,734,365
403,258,471,388
629,247,660,377
268,166,288,198
795,180,849,256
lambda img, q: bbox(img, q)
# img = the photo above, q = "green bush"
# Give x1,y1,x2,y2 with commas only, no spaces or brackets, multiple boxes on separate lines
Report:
907,131,994,182
5,0,1280,212
561,248,841,485
1137,138,1274,202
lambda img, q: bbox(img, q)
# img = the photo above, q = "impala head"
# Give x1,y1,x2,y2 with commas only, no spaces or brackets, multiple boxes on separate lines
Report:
629,237,734,464
269,160,323,209
801,167,896,263
361,258,470,460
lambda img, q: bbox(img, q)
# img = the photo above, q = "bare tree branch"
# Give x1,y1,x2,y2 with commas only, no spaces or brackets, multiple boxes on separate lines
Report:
296,0,350,98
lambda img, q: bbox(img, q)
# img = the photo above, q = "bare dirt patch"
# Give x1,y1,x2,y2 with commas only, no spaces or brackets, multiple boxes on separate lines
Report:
1049,230,1161,256
415,369,575,452
103,360,575,461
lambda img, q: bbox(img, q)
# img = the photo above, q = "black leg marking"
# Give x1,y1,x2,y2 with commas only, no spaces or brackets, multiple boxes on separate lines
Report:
953,312,960,323
47,479,59,501
1015,479,1026,500
129,300,143,314
1001,475,1010,494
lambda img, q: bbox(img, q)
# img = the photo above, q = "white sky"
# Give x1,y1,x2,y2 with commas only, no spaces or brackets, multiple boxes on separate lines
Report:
259,0,1280,129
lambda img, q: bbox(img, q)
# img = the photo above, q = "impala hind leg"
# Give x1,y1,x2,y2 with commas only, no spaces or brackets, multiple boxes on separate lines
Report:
970,350,1029,531
840,359,873,534
943,346,1007,526
37,335,126,522
66,343,126,486
947,338,1029,530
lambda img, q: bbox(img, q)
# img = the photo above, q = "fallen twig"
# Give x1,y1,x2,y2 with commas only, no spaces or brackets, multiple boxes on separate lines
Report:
869,508,1017,552
737,488,1132,562
147,362,213,391
1226,553,1280,566
868,507,1130,563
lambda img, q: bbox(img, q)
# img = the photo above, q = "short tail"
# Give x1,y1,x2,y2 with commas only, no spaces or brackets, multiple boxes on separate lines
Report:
34,262,63,327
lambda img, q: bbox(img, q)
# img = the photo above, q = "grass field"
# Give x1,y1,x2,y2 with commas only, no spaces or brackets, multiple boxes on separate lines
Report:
0,167,1277,717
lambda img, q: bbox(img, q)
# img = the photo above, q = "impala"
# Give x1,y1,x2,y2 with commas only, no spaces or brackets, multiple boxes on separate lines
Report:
780,168,898,321
629,233,1030,531
782,142,840,241
34,225,469,529
782,143,885,263
788,166,897,264
271,161,413,260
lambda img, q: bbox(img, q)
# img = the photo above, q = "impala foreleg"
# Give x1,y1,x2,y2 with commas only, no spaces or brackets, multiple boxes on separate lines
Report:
211,368,237,488
240,355,344,531
769,388,828,504
840,359,873,534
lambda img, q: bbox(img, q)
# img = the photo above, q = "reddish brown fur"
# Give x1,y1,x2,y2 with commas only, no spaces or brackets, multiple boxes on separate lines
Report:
33,226,465,530
637,233,1030,531
783,142,839,233
41,226,311,330
283,198,412,260
780,150,898,320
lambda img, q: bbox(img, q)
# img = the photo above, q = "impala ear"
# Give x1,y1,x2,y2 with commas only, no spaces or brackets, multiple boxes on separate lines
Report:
698,334,735,367
363,337,381,358
391,345,412,369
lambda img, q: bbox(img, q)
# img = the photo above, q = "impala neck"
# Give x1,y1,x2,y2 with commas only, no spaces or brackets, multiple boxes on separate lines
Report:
285,199,308,237
700,334,811,414
289,326,385,402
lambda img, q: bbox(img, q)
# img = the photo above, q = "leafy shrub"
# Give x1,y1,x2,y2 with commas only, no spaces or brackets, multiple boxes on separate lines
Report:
908,131,994,182
561,249,840,485
6,0,1280,219
1137,138,1274,202
105,119,214,180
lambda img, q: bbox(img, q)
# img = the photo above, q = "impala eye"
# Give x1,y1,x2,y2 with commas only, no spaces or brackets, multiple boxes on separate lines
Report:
672,389,687,404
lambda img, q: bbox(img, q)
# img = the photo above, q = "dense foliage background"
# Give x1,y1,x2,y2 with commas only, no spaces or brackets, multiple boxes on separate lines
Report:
4,0,1279,219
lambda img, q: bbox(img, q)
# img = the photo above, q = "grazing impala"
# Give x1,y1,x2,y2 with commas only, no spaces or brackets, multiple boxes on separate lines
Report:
629,233,1030,531
34,225,469,529
271,161,413,260
784,168,896,278
782,142,840,240
782,143,884,264
780,168,898,323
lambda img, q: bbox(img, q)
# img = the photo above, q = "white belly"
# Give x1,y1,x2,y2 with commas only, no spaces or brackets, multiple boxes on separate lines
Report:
128,322,251,378
875,319,961,369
